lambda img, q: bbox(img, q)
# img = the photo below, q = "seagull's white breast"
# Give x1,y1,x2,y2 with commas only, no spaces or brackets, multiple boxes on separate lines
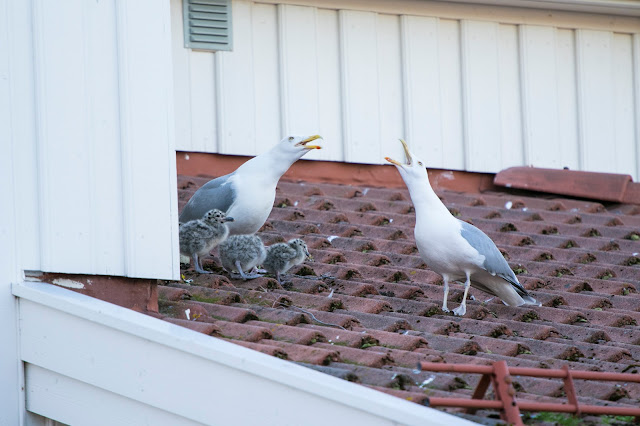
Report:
226,174,276,235
415,213,485,279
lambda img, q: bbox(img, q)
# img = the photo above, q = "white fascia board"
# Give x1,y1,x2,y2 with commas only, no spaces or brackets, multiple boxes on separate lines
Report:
433,0,640,17
14,282,477,426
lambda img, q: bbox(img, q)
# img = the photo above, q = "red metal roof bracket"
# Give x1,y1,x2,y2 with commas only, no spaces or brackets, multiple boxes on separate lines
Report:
466,373,492,415
562,364,581,417
419,361,640,422
493,360,523,426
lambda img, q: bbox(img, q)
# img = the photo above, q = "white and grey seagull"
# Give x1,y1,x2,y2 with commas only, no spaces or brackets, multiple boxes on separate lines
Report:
386,139,539,316
179,135,322,235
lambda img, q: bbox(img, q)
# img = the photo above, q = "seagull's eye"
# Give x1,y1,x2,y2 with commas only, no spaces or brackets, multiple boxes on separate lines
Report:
289,137,294,141
418,161,423,166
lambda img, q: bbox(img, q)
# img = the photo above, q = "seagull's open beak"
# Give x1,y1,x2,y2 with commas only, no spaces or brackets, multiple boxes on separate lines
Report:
297,135,323,150
224,217,235,222
385,138,412,167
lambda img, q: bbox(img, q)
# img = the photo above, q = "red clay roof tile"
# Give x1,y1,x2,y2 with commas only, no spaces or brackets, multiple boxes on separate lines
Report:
162,171,640,420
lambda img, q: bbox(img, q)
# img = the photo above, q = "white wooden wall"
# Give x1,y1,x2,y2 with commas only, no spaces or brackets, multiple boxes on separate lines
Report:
16,282,474,426
172,0,640,180
1,0,180,281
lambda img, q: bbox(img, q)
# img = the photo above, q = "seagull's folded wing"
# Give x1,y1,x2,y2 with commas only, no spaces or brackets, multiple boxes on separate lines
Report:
179,174,236,223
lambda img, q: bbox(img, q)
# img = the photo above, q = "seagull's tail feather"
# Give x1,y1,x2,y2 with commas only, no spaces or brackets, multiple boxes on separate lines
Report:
471,276,540,307
519,294,541,307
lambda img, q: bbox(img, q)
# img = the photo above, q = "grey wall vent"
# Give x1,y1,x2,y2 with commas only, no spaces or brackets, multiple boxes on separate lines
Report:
183,0,232,51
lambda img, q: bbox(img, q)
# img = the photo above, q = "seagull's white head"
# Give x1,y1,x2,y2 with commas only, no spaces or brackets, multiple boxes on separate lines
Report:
385,139,429,185
277,134,323,159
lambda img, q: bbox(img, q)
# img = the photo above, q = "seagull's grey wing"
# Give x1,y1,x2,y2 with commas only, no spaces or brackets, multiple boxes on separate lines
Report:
459,220,529,296
179,173,236,223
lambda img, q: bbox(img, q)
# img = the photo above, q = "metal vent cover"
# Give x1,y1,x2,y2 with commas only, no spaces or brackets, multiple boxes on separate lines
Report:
183,0,232,51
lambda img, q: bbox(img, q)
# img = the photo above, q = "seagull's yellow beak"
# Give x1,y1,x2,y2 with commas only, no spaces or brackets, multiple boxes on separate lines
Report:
297,135,323,149
385,138,412,167
385,157,402,166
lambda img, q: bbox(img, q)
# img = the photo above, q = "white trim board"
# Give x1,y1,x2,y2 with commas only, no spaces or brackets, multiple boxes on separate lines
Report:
251,0,640,32
14,282,476,426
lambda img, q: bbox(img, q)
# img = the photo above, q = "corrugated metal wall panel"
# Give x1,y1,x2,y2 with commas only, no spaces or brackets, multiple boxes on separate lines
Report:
5,0,179,280
173,0,640,180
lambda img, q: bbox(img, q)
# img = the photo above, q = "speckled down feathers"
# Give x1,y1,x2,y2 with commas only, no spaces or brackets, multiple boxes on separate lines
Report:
179,210,230,257
219,235,267,273
263,239,309,275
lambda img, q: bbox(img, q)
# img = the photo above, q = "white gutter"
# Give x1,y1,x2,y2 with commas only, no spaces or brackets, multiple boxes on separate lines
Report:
14,281,477,426
434,0,640,17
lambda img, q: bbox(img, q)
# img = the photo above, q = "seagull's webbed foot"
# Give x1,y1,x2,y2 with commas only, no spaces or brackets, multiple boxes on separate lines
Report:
230,271,261,280
242,273,264,280
452,304,466,316
193,254,212,274
235,261,263,280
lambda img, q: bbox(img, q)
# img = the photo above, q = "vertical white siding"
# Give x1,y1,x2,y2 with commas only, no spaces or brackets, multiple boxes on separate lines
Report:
401,16,443,167
173,0,640,180
376,14,405,164
438,19,465,170
612,34,637,175
520,25,560,168
339,11,381,164
315,9,344,162
555,29,580,170
1,0,27,421
279,5,320,136
4,0,179,280
576,29,615,174
498,24,523,168
461,20,502,171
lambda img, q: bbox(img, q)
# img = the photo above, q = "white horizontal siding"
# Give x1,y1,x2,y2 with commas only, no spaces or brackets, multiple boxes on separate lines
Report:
4,0,179,280
173,0,640,180
16,282,474,426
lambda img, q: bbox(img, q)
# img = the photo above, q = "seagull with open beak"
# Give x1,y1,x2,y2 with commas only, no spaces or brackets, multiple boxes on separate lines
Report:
180,135,323,236
386,139,539,316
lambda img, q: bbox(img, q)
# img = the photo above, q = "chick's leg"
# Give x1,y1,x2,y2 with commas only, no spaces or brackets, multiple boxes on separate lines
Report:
193,253,212,274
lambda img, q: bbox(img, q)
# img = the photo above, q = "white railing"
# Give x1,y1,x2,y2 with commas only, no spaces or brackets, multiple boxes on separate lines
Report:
14,281,475,426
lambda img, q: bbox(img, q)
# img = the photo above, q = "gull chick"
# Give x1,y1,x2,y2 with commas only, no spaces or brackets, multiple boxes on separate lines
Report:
386,139,539,316
179,135,322,235
180,209,234,274
219,235,267,280
263,238,311,284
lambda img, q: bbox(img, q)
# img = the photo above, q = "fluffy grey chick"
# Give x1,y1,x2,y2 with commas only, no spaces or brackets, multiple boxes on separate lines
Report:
180,209,234,274
219,235,267,280
263,238,311,284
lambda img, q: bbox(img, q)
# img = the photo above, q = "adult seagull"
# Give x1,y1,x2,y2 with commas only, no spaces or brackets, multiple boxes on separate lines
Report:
385,139,539,316
180,135,322,235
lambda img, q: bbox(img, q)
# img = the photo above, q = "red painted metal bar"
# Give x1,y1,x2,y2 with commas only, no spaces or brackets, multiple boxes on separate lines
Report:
562,365,581,416
517,403,640,416
493,360,522,425
427,399,640,417
428,398,503,409
419,361,640,420
418,362,640,382
466,374,492,415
